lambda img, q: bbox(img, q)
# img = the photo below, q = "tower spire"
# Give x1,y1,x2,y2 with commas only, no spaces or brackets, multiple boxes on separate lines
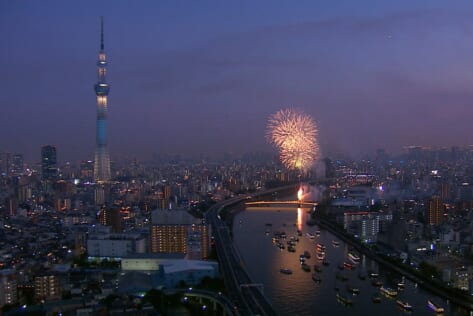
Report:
100,16,104,51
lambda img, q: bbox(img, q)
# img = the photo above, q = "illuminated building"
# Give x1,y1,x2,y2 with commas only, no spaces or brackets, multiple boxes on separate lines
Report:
98,205,122,233
149,210,210,259
0,269,18,307
41,145,57,180
427,195,443,226
34,273,61,302
93,17,111,182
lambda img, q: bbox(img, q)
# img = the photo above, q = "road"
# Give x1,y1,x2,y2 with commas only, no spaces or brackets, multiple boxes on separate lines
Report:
206,191,293,316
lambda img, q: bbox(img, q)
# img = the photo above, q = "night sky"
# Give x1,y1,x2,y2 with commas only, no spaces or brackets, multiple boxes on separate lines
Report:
2,1,473,163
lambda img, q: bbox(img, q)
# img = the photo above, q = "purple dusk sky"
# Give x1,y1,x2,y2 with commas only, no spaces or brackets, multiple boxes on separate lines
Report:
2,1,473,163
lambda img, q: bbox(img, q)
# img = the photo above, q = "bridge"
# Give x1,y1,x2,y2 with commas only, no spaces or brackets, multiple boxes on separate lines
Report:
245,200,317,208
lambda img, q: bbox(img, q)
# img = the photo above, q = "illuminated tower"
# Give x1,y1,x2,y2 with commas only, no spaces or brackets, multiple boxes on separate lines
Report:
94,17,111,182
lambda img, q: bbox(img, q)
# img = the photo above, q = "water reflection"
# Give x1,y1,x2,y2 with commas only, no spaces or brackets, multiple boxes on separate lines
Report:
234,208,469,316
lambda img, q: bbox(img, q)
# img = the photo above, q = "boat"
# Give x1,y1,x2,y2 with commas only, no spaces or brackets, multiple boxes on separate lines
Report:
332,240,340,247
346,284,360,295
316,243,326,251
336,292,353,305
301,263,311,272
312,273,322,283
368,271,379,278
316,252,325,260
280,268,293,275
303,250,311,259
397,300,413,311
371,279,383,287
306,232,315,239
380,286,398,297
371,293,382,303
343,261,354,270
348,252,360,263
315,230,321,236
427,300,444,313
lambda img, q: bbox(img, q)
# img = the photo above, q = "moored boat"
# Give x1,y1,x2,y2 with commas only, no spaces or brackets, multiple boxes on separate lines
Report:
346,284,360,295
348,252,360,263
380,286,398,297
397,300,413,311
336,292,353,305
301,263,311,272
343,261,354,270
332,240,340,247
427,300,444,313
312,273,322,283
372,293,382,303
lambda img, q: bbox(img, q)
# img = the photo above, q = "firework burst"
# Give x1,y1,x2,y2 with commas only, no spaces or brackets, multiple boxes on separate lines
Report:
266,108,319,171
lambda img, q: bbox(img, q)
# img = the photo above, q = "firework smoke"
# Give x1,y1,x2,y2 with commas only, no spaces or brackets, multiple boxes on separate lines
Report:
266,108,319,170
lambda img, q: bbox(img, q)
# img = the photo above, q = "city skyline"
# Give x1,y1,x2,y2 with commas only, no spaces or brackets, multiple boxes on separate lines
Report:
2,1,473,162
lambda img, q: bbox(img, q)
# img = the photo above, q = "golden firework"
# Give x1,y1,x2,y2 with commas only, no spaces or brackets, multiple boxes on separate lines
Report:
267,108,319,170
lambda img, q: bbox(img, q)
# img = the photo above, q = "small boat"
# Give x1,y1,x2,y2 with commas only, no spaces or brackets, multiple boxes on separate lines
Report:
368,271,379,278
372,293,382,303
316,252,325,261
306,232,315,239
397,300,413,311
301,263,311,272
348,252,360,263
312,274,322,283
280,268,293,275
427,300,444,313
315,230,321,236
371,279,383,287
316,243,326,251
346,284,360,295
397,281,405,289
336,292,353,305
303,250,311,259
343,261,354,270
332,240,340,247
380,286,398,297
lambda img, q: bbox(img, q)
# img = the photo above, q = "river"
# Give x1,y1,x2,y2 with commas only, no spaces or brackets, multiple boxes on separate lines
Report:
232,207,471,316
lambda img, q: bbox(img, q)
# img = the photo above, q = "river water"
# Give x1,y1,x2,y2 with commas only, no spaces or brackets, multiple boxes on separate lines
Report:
232,207,470,316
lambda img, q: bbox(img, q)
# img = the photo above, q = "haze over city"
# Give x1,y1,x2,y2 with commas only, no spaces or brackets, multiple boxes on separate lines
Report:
2,0,473,162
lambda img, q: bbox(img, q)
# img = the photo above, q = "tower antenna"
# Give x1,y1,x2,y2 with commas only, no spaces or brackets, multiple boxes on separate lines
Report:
100,16,104,50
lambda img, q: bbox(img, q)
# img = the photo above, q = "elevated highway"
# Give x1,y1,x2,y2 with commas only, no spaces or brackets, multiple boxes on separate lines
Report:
206,185,299,315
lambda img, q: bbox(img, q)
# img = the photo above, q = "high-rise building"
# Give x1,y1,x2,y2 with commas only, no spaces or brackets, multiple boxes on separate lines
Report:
150,210,211,259
98,205,122,233
427,195,443,226
94,17,111,182
11,154,24,176
0,269,18,307
41,145,57,180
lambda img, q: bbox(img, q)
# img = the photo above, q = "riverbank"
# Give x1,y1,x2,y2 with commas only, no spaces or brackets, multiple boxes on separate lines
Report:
312,214,473,312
